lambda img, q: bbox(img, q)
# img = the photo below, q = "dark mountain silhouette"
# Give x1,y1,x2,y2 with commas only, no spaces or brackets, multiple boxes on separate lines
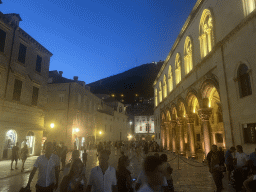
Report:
88,61,164,104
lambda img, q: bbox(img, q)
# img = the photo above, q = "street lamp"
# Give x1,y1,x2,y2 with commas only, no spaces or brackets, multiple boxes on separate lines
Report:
99,131,102,135
50,123,55,129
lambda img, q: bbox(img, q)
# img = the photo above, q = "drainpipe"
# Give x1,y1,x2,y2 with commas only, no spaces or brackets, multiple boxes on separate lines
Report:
4,25,18,99
221,45,235,146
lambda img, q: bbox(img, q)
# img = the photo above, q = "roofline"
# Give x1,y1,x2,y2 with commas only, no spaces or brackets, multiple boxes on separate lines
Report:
153,0,204,86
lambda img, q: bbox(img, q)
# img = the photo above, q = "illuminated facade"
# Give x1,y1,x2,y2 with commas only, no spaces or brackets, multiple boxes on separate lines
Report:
154,0,256,158
0,13,52,159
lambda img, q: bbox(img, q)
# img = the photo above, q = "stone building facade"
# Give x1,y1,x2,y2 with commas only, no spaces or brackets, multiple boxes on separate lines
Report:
0,12,52,159
134,115,155,141
154,0,256,158
45,71,130,149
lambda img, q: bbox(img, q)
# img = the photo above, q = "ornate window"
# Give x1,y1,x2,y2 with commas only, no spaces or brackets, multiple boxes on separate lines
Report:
163,75,167,98
237,64,252,98
243,0,256,16
159,81,162,102
175,53,181,85
154,88,158,107
184,36,193,74
199,9,214,58
168,65,173,93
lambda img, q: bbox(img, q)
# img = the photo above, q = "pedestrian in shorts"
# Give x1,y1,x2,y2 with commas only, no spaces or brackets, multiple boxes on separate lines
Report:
11,142,19,170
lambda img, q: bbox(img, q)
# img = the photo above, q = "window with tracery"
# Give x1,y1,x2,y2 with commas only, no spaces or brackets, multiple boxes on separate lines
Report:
184,36,193,74
243,0,256,16
154,88,158,107
159,81,162,102
168,65,173,93
238,64,252,98
175,53,181,85
199,9,214,58
163,75,167,98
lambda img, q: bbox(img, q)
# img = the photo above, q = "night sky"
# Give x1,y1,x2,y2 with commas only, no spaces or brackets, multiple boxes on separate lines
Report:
1,0,197,84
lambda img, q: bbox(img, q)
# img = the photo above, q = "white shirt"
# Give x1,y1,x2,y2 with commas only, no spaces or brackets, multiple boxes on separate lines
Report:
34,154,60,187
136,170,168,186
235,152,249,168
88,166,117,192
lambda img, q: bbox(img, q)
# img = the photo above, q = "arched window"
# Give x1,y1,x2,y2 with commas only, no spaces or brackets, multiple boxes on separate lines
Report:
243,0,256,16
154,88,158,107
168,65,173,93
199,9,214,58
184,36,193,74
163,75,167,98
175,53,181,85
159,81,162,102
238,64,252,98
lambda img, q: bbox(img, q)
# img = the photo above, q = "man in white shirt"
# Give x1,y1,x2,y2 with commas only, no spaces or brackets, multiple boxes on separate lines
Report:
25,142,60,192
234,145,249,168
138,156,168,192
86,150,117,192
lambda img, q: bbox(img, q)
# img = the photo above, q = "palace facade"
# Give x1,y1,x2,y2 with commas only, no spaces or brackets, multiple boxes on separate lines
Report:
154,0,256,158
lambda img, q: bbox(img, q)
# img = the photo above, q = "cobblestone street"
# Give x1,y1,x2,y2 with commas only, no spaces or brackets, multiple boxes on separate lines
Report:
0,148,234,192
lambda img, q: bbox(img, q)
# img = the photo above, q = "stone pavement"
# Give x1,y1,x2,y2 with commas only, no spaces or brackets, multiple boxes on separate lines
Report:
0,156,38,179
0,148,235,192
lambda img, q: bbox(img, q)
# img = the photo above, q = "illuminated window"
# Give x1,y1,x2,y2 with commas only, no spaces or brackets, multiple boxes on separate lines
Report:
154,88,158,107
168,65,173,93
163,75,167,98
199,9,214,58
159,81,162,102
243,0,256,16
175,53,181,84
238,64,252,98
184,36,193,74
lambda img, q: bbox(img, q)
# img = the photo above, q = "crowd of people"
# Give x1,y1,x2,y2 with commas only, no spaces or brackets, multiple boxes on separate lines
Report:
13,139,256,192
19,140,174,192
207,144,256,192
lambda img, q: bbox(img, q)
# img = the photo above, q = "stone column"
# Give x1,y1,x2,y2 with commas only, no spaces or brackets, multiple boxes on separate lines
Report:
177,117,185,155
198,108,212,158
165,122,172,150
171,120,177,153
186,114,196,158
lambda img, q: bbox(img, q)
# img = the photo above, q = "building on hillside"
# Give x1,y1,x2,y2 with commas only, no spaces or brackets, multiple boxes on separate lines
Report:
96,96,130,142
134,107,155,141
0,12,52,159
153,0,256,159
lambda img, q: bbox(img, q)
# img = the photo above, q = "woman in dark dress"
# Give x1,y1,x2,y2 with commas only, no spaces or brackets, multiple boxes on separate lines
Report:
116,155,133,192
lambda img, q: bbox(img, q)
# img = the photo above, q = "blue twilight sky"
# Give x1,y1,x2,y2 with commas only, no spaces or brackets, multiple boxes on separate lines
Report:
1,0,197,84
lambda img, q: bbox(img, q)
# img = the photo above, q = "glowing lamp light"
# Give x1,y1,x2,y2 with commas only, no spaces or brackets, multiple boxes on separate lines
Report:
129,135,132,139
50,123,55,128
99,131,102,135
75,128,79,132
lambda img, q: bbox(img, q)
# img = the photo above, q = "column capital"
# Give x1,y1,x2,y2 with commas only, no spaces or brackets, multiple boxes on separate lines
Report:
198,108,212,121
177,117,184,125
186,114,195,124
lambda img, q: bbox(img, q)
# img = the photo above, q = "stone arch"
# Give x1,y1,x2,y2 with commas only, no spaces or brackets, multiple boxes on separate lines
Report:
166,110,171,122
175,53,182,84
177,98,188,117
199,77,220,100
199,8,215,58
186,89,202,112
184,36,193,74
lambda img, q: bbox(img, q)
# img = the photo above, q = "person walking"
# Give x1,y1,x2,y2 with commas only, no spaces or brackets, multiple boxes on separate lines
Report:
60,158,85,192
11,142,19,170
208,145,223,192
137,156,168,192
234,145,249,191
25,142,60,192
160,154,174,192
225,146,236,183
60,144,68,171
249,148,256,167
20,144,29,172
116,155,133,192
86,150,117,192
